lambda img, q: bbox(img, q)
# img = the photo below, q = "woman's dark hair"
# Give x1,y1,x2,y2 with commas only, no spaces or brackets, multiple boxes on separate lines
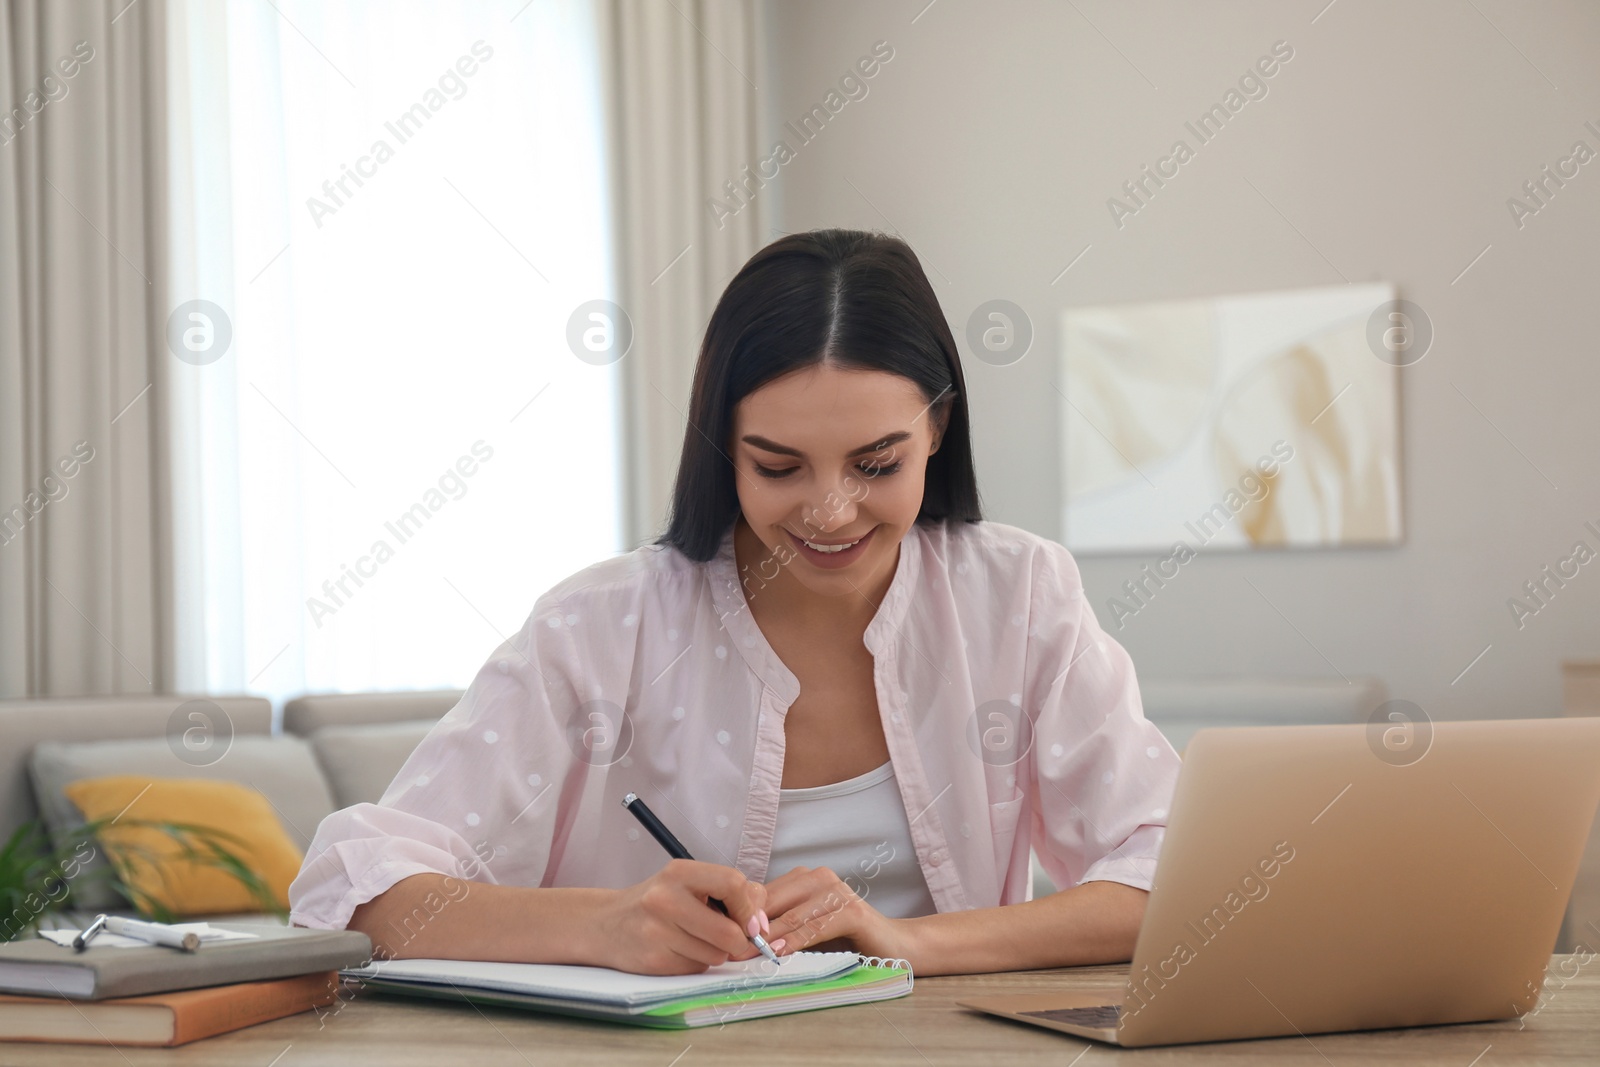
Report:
655,228,983,562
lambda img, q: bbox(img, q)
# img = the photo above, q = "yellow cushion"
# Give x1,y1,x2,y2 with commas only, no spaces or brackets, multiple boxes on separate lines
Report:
62,775,303,916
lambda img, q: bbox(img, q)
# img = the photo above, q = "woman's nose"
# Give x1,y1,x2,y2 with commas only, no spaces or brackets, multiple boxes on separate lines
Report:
796,473,861,532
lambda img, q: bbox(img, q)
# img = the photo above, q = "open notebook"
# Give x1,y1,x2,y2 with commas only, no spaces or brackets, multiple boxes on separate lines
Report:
343,951,913,1028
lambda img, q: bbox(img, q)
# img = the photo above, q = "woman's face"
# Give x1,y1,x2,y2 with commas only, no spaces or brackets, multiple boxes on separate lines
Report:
729,362,948,601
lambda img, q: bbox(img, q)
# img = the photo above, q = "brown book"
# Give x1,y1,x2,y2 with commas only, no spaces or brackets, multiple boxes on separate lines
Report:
0,971,341,1046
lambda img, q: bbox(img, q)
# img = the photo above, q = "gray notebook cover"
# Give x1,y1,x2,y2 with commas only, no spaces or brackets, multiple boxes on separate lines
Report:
0,923,372,1000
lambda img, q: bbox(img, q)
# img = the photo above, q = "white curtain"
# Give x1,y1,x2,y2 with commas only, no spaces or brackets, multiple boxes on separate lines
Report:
0,0,173,697
2,0,771,700
597,0,769,548
164,0,622,705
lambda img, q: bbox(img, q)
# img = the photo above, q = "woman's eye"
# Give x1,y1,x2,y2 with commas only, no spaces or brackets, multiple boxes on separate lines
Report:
754,461,902,479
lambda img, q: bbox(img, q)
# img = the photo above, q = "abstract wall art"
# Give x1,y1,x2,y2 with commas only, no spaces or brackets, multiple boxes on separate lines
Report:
1060,282,1402,552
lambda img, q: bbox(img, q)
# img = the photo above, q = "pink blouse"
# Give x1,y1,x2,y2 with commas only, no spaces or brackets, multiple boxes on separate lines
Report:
287,519,1182,930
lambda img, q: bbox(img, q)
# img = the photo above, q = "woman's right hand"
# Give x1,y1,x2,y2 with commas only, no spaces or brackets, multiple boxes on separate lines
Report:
588,859,780,975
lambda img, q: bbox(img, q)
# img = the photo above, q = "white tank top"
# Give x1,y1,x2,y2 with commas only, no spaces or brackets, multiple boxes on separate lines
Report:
767,760,938,920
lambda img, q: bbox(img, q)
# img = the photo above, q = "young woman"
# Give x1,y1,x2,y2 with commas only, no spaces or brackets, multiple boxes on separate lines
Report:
288,229,1181,977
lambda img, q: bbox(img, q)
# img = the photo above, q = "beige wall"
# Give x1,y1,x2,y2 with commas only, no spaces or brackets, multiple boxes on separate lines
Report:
757,0,1600,720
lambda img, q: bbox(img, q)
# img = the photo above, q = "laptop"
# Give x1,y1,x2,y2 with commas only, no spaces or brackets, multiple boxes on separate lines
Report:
960,717,1600,1047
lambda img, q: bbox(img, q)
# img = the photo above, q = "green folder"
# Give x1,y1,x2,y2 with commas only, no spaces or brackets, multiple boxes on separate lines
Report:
638,961,913,1028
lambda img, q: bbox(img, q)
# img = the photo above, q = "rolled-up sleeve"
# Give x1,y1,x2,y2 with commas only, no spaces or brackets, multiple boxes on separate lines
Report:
288,593,583,930
1026,540,1180,893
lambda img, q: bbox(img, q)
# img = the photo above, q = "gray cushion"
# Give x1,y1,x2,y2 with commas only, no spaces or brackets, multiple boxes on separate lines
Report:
0,696,272,844
309,719,435,808
282,690,461,736
28,735,338,911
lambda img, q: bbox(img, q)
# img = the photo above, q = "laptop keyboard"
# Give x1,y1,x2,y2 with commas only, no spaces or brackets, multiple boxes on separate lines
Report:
1019,1004,1124,1029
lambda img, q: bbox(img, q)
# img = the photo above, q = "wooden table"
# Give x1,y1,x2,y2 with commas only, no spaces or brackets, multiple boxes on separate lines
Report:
7,955,1598,1064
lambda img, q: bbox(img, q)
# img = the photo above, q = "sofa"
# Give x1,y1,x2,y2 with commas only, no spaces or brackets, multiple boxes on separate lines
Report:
2,692,455,931
4,676,1398,927
16,678,1595,954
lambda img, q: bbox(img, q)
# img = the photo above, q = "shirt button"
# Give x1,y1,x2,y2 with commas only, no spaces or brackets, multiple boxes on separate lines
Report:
930,851,944,867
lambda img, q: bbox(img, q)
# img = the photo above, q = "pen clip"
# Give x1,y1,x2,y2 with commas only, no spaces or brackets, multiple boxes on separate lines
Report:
72,913,108,952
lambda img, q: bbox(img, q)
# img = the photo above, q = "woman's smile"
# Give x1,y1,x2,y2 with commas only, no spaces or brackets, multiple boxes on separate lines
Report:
786,525,877,568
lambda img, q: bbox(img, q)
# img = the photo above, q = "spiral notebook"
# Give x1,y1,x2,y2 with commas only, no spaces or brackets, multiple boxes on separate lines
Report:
343,951,913,1028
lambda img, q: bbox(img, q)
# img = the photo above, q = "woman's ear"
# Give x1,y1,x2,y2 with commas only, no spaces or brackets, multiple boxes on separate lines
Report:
928,395,954,455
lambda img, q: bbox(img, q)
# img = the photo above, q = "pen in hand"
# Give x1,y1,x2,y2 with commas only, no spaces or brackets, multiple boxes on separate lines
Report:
622,792,782,966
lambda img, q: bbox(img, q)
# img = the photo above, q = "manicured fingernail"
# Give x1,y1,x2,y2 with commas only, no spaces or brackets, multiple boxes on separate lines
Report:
747,915,761,938
772,938,787,951
758,910,770,936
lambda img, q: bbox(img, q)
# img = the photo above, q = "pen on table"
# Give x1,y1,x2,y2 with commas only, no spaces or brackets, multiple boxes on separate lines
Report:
622,792,782,966
74,914,201,952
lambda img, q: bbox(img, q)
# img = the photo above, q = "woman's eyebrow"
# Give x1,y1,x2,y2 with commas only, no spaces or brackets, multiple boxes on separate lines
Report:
740,430,911,458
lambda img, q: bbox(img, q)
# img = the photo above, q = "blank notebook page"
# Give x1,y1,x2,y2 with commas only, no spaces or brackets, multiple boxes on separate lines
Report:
345,951,862,1009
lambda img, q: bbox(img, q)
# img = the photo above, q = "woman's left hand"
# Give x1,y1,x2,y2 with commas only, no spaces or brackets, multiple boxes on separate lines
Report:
760,866,911,960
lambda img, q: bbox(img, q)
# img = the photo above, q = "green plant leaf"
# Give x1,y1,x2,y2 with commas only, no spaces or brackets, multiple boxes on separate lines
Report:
0,814,289,940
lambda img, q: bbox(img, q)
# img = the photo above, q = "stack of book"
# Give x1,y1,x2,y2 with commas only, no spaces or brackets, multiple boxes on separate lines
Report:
0,924,372,1047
